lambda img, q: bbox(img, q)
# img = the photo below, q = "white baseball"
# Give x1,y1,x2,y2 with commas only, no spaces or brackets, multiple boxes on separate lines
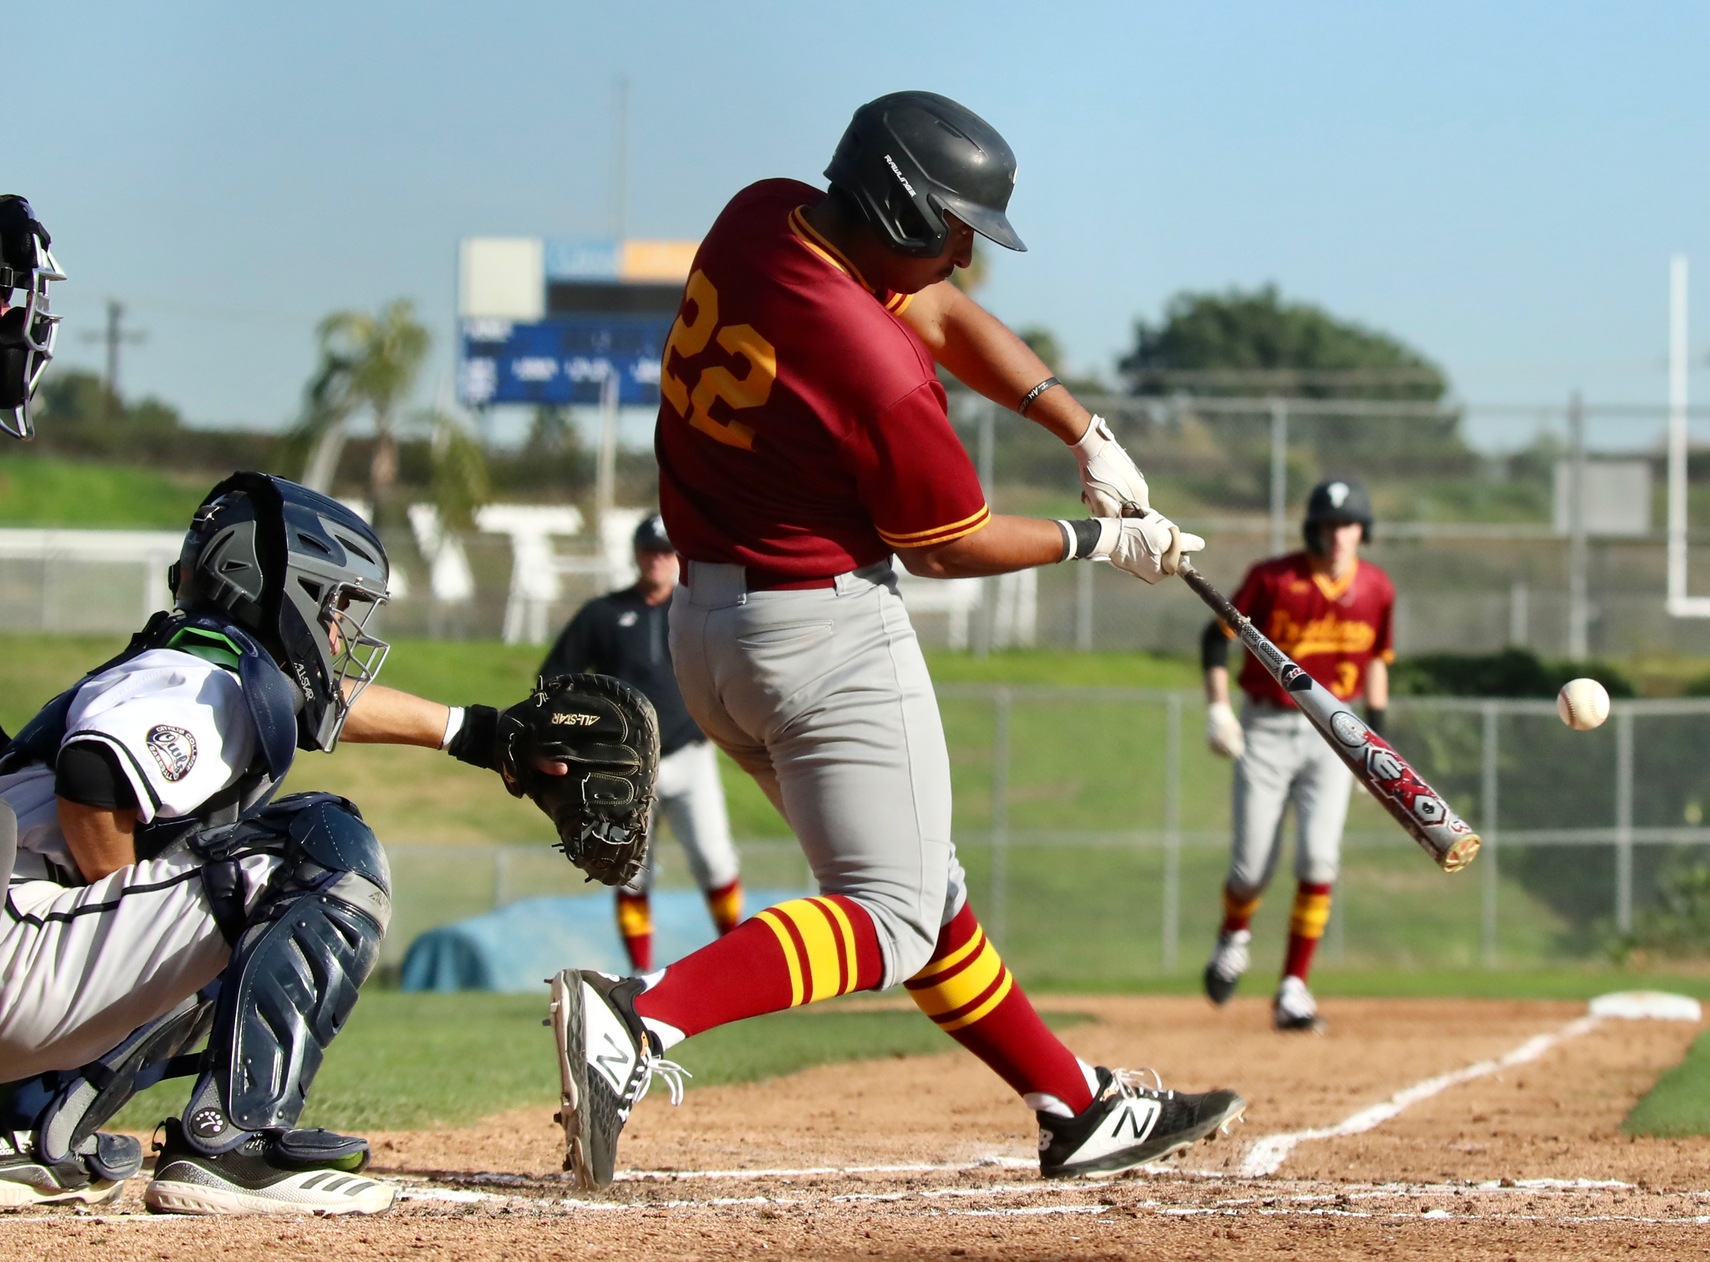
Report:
1556,678,1610,731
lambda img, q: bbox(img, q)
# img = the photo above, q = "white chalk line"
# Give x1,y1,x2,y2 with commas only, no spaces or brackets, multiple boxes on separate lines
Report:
1236,1013,1604,1177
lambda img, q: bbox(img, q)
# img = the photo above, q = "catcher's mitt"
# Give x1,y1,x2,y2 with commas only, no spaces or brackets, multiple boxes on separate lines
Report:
496,673,660,887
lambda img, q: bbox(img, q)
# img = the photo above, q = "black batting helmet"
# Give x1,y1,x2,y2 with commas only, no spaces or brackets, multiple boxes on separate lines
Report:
632,513,672,553
1302,478,1374,553
824,91,1025,259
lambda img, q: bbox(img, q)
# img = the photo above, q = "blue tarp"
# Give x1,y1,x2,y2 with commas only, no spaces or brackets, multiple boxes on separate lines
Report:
399,887,810,992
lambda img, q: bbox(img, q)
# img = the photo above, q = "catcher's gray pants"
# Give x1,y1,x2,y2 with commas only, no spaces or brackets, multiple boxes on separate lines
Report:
624,739,740,896
1225,698,1354,895
671,560,965,988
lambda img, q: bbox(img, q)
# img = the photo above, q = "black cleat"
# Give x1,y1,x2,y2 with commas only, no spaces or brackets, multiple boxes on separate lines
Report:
0,1130,140,1207
1038,1068,1245,1178
1202,929,1250,1006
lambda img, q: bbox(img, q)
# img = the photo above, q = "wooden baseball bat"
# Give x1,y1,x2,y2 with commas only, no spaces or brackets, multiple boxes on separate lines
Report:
1178,559,1481,873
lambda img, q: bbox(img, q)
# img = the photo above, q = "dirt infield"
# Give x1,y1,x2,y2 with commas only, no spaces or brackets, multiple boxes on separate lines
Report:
6,995,1710,1260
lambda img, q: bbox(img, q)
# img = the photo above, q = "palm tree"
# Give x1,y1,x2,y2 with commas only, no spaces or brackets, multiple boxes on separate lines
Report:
295,299,431,526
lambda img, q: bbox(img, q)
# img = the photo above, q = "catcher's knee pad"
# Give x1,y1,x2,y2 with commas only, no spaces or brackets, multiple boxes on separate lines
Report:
184,792,389,1148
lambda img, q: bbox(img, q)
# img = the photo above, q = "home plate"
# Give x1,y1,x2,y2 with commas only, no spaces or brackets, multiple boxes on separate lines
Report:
1588,991,1703,1022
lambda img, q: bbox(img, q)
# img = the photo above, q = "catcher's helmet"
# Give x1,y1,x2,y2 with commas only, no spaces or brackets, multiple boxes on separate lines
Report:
0,195,65,441
171,472,391,752
824,91,1025,258
1302,478,1374,552
632,513,672,553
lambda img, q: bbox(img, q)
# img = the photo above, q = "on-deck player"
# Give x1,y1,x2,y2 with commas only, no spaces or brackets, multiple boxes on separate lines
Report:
1199,478,1394,1032
0,473,549,1214
549,89,1243,1192
540,512,744,971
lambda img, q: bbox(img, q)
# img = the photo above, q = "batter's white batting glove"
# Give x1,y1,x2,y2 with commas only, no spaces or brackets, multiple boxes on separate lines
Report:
1073,415,1151,516
1205,700,1245,759
1086,513,1205,584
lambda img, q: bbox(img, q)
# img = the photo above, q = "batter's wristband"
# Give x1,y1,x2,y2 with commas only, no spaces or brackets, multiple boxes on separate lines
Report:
1018,376,1061,417
1366,707,1386,739
1054,518,1103,560
447,703,501,770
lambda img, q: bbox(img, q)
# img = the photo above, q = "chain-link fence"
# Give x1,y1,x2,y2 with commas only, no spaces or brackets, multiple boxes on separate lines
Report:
379,688,1710,982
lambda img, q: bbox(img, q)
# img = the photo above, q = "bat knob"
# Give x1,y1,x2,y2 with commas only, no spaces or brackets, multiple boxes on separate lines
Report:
1440,834,1482,873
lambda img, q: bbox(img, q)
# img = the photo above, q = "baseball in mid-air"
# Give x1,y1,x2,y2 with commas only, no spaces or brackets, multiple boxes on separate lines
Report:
1557,677,1611,731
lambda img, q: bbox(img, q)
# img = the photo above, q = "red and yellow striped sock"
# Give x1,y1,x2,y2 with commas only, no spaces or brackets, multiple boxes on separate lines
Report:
633,895,883,1040
705,878,744,935
905,903,1093,1114
615,891,653,973
1221,884,1261,936
1282,881,1333,982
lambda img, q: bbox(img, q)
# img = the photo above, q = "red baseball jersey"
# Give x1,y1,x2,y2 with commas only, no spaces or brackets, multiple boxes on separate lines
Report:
1227,553,1396,705
655,179,989,586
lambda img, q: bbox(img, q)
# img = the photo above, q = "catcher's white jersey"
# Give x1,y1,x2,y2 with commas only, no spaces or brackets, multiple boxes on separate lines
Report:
1,649,257,882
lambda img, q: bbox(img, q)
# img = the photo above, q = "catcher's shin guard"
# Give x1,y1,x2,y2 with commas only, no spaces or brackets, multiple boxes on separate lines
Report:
181,793,389,1150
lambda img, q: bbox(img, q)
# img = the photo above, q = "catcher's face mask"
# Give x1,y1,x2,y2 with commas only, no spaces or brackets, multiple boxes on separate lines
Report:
0,196,65,441
326,584,391,727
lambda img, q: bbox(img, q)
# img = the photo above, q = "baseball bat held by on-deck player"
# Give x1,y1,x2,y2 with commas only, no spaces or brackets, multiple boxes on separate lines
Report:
1176,558,1481,873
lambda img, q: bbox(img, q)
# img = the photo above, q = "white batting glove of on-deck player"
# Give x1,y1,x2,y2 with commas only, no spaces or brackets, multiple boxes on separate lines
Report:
1205,701,1245,759
1073,415,1151,516
1087,513,1205,584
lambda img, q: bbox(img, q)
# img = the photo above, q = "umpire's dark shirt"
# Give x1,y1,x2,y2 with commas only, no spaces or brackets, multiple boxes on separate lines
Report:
540,586,703,756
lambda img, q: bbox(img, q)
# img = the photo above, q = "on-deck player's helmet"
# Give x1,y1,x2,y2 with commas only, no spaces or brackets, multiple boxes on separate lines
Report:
0,196,66,441
824,91,1026,259
632,513,672,553
170,472,391,752
1303,478,1375,553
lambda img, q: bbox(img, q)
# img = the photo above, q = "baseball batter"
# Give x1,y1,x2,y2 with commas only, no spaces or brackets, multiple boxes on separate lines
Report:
1200,478,1394,1032
0,473,548,1214
540,513,743,971
549,90,1244,1193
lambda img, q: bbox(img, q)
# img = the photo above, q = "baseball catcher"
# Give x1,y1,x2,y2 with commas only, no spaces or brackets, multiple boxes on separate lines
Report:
443,674,660,888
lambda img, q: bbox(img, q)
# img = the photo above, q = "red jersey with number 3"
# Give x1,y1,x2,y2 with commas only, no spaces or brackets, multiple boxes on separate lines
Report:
1228,553,1396,706
655,179,989,584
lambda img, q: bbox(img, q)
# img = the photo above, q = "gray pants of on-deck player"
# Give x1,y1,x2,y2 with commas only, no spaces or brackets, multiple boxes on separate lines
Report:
1225,698,1355,896
670,560,966,988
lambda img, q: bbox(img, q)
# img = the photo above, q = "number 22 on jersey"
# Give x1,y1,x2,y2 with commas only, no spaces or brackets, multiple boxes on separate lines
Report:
662,270,777,451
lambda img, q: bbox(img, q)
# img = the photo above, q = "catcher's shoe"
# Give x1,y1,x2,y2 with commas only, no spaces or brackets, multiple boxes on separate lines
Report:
1202,928,1250,1006
0,1129,141,1207
143,1119,395,1216
550,969,689,1191
1273,976,1327,1034
1038,1068,1245,1178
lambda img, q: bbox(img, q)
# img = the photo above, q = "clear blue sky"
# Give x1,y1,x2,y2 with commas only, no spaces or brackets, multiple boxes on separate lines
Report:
16,1,1710,451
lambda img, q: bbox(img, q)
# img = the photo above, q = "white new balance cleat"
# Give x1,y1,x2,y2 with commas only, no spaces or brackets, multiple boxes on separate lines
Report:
1037,1068,1245,1178
549,969,689,1191
1202,928,1250,1006
1273,976,1327,1033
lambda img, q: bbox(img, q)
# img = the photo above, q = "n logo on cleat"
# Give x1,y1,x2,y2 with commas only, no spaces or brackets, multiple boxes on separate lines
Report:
592,1031,636,1092
1109,1100,1160,1143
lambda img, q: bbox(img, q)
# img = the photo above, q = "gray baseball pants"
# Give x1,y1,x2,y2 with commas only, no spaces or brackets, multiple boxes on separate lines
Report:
1226,698,1354,895
670,560,966,988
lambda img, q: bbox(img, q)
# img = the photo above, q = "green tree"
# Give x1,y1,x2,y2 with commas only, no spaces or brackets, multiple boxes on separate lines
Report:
1119,284,1447,400
295,300,432,525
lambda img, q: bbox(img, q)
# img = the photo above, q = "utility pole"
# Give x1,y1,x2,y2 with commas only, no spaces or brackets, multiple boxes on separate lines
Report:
81,299,146,420
1566,390,1589,659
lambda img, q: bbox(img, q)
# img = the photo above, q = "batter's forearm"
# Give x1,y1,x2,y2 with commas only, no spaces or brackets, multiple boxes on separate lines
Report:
897,514,1070,578
906,285,1090,444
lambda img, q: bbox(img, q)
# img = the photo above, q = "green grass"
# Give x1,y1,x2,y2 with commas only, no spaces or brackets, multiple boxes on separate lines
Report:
1625,1028,1710,1137
0,456,209,528
107,995,1087,1134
